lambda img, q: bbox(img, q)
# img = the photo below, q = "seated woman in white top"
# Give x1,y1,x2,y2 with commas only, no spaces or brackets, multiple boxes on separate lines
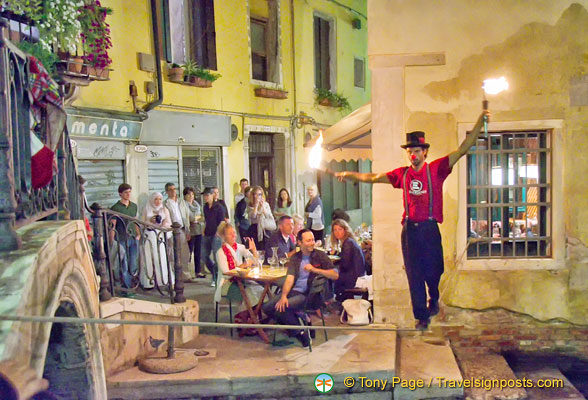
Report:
141,192,174,289
214,222,264,307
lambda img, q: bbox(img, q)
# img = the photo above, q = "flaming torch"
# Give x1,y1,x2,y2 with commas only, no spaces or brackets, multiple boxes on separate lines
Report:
482,77,509,137
308,130,334,174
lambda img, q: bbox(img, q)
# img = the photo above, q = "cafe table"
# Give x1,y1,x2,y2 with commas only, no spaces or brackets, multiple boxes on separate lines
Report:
223,265,287,343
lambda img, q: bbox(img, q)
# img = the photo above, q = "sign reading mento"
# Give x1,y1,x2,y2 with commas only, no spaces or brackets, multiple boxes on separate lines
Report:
67,114,142,140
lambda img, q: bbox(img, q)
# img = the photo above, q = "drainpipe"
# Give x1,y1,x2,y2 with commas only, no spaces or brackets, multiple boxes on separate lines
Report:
290,0,299,214
142,0,163,114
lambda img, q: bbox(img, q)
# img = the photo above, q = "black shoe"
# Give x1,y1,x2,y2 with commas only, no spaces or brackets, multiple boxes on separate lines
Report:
295,331,311,348
428,301,440,317
415,319,429,331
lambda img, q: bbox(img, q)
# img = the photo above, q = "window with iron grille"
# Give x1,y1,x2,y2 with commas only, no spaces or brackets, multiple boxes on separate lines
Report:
182,147,222,205
466,130,551,259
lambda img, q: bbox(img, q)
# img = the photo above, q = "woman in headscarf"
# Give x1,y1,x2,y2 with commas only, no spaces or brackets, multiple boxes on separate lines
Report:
141,192,174,289
246,185,276,249
304,184,325,242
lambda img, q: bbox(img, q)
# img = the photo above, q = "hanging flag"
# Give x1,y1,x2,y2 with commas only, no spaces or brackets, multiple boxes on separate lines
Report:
30,131,54,189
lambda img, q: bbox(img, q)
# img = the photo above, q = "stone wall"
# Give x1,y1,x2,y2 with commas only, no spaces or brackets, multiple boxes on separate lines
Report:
99,298,200,376
367,0,588,328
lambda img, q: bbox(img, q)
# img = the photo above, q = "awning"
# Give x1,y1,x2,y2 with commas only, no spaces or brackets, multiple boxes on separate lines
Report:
306,102,372,161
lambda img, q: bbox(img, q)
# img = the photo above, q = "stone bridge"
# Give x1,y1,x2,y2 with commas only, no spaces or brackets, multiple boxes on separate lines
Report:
0,221,106,399
0,220,200,399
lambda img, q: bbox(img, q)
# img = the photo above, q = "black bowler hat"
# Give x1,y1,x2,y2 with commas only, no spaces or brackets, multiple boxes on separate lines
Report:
400,131,430,149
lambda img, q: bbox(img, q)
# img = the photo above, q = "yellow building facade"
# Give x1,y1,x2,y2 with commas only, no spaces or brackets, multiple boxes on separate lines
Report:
68,0,370,217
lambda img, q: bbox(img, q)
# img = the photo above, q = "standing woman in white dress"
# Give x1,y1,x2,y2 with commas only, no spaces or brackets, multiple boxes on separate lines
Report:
141,192,174,289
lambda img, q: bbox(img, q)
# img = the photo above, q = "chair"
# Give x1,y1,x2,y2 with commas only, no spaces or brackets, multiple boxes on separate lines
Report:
213,256,233,337
215,296,233,337
297,275,329,352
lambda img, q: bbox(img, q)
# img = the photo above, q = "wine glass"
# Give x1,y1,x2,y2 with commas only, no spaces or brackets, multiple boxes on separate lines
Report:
257,250,265,269
279,257,288,271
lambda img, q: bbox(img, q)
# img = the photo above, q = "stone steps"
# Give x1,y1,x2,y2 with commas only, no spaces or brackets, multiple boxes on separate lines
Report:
455,353,527,400
107,331,397,399
394,336,463,400
514,367,585,400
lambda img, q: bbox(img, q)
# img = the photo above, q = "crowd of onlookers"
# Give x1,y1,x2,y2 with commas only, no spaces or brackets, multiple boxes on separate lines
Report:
102,178,370,347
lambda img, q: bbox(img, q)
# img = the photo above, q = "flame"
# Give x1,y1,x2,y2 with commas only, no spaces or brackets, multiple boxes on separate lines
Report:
483,77,509,95
309,131,324,169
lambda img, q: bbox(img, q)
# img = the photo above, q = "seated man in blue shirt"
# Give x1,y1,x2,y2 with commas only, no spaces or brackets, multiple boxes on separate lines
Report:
262,229,338,347
265,215,296,259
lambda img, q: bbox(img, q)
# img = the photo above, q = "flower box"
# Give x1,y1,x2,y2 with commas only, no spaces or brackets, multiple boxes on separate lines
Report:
83,65,110,80
254,87,288,99
188,76,212,88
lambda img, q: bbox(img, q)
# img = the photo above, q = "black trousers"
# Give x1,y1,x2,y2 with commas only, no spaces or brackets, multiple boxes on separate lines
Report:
187,234,203,275
262,290,306,336
401,219,444,321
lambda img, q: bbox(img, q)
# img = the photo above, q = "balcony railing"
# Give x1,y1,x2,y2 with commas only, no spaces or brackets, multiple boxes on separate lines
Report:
90,207,186,304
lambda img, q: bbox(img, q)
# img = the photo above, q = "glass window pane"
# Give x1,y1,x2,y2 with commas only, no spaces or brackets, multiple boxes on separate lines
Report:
491,188,501,204
467,154,476,185
467,130,550,259
502,134,513,150
491,134,501,150
251,20,266,55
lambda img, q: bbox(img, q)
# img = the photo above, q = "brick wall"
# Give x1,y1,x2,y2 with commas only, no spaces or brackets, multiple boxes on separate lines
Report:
432,308,588,359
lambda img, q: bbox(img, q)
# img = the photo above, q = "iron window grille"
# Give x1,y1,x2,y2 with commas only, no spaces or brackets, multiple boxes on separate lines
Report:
466,130,551,259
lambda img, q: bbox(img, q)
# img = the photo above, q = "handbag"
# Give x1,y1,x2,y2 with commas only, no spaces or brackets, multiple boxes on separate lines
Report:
260,206,277,231
233,310,258,337
340,299,373,326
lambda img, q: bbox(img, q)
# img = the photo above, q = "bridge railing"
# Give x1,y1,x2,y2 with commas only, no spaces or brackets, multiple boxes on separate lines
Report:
0,18,82,251
90,206,187,304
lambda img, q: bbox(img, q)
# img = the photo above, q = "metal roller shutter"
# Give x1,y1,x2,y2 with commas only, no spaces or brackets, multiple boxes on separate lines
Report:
182,147,221,201
148,160,180,194
78,160,125,208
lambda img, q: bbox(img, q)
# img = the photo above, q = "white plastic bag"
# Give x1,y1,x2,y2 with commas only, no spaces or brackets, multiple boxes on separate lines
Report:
340,299,373,325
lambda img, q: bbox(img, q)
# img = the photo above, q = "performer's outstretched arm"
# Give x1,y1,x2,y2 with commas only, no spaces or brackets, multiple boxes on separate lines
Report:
334,171,389,184
448,111,490,168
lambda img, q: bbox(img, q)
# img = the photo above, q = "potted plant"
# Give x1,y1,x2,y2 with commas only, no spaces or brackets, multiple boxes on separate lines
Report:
168,63,184,82
182,60,221,87
78,0,113,80
315,88,351,111
254,86,288,99
37,0,85,56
